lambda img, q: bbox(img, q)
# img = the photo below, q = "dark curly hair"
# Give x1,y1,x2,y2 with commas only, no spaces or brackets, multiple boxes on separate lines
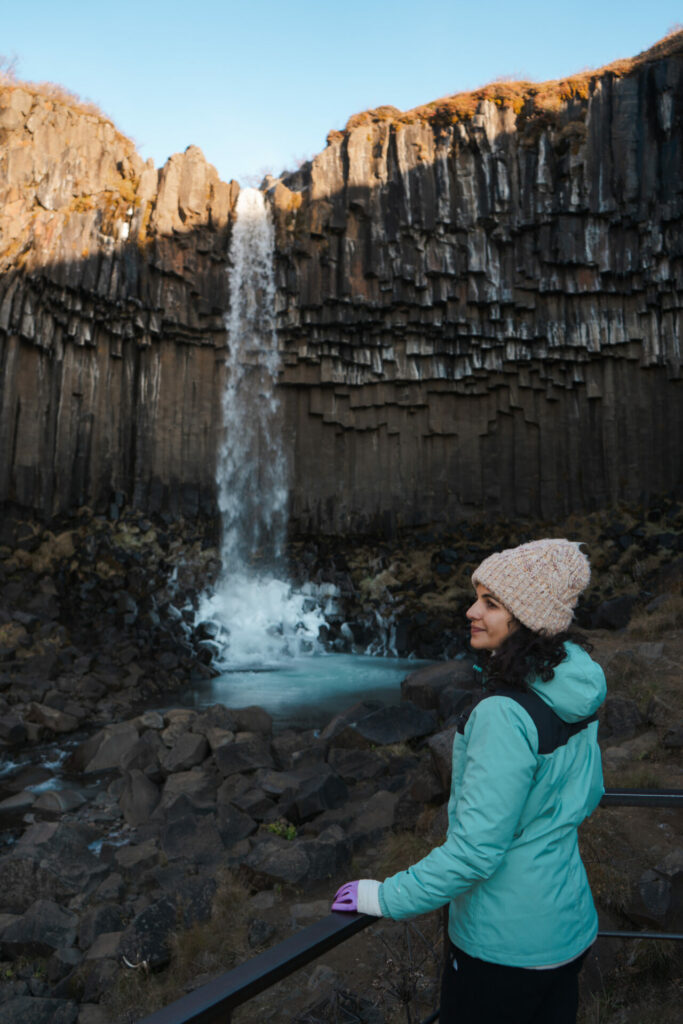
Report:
477,624,593,693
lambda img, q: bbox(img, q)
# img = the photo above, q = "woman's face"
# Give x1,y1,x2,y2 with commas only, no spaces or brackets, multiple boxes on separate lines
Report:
466,583,518,651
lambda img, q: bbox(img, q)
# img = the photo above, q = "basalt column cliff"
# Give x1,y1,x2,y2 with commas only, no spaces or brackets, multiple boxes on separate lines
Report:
1,36,682,532
270,36,682,533
0,96,239,520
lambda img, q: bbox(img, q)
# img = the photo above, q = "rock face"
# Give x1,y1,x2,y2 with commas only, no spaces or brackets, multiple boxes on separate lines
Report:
1,36,682,530
0,87,239,519
271,36,683,531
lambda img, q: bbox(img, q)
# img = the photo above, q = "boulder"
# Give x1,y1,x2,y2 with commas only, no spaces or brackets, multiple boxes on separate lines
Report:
156,767,217,813
26,702,79,733
120,729,166,778
216,803,258,846
601,697,644,739
0,856,76,914
160,709,197,746
119,897,177,969
0,998,78,1024
663,725,683,748
230,787,277,821
0,898,78,958
248,918,276,948
84,931,123,959
2,823,107,910
319,700,383,743
118,880,214,970
279,767,348,823
204,726,235,752
68,722,139,773
271,728,323,769
427,726,457,789
593,596,637,630
401,659,476,710
228,705,273,735
118,768,160,825
646,695,676,728
243,838,311,886
326,748,386,783
0,791,36,815
32,789,86,816
214,736,274,777
160,811,225,863
439,687,474,721
331,702,437,748
46,946,83,984
0,711,27,745
78,904,125,951
114,839,159,874
160,730,208,774
348,790,400,843
244,825,351,887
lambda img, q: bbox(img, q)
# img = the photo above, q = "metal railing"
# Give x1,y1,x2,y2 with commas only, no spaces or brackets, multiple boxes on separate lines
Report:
138,789,683,1024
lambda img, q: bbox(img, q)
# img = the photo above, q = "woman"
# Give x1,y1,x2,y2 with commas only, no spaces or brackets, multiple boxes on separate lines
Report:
331,539,606,1024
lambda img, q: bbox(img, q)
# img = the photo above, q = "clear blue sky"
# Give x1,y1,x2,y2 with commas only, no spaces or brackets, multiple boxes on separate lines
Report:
3,1,681,185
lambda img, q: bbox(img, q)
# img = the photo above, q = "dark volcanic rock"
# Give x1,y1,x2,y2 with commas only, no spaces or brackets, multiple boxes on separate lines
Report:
327,747,386,783
214,736,275,777
279,767,348,824
331,702,438,748
427,726,457,789
160,731,208,774
244,825,351,886
0,899,78,957
593,596,638,630
160,811,225,863
77,905,125,951
602,697,644,740
118,769,160,825
119,897,177,969
401,660,476,710
216,803,258,846
0,998,79,1024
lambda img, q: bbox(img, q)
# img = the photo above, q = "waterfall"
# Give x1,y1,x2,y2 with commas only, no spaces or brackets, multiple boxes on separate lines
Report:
218,188,286,567
196,189,327,668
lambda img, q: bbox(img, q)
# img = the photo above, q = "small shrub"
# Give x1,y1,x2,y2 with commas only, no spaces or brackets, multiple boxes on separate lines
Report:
267,819,297,841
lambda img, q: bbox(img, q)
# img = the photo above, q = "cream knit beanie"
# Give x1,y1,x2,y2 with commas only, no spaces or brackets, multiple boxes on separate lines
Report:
471,538,590,635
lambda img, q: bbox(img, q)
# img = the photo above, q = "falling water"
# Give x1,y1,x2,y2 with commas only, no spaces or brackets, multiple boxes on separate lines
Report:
218,188,286,567
196,189,326,667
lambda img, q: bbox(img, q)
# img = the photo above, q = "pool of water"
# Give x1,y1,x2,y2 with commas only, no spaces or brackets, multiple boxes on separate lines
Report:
182,653,431,731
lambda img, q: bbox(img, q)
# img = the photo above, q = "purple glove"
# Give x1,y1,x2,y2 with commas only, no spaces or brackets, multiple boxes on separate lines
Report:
331,880,358,912
331,879,382,916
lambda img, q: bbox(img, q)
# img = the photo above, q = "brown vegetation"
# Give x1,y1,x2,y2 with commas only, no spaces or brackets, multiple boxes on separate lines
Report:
344,28,683,135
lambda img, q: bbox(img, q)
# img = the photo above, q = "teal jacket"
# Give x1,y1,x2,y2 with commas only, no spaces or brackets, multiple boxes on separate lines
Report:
378,643,606,967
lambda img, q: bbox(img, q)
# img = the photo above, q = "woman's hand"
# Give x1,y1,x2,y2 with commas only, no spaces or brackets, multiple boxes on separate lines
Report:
331,879,383,915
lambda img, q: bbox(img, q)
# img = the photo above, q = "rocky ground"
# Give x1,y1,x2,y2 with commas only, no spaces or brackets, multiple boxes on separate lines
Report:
0,498,681,1023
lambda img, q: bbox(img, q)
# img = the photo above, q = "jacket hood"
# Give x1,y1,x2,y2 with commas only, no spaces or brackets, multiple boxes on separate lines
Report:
530,642,606,722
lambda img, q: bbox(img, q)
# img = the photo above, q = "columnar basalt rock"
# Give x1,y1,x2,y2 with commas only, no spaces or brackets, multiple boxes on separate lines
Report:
0,87,239,518
1,37,682,530
270,36,683,531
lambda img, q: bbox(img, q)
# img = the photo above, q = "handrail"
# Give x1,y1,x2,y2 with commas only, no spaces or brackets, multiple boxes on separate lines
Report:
137,789,683,1024
137,912,376,1024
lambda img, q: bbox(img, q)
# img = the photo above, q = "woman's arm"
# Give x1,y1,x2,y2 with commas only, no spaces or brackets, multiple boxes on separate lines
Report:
379,697,538,919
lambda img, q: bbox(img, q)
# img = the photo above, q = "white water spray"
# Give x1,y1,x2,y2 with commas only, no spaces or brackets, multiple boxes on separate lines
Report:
197,189,327,668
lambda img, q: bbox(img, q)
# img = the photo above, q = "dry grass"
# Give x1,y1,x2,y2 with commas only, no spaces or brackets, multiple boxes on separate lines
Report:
578,949,682,1024
374,830,436,880
629,588,683,639
103,871,251,1024
344,29,683,134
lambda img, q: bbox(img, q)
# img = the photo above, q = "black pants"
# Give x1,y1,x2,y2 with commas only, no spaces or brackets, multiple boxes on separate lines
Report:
439,943,587,1024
